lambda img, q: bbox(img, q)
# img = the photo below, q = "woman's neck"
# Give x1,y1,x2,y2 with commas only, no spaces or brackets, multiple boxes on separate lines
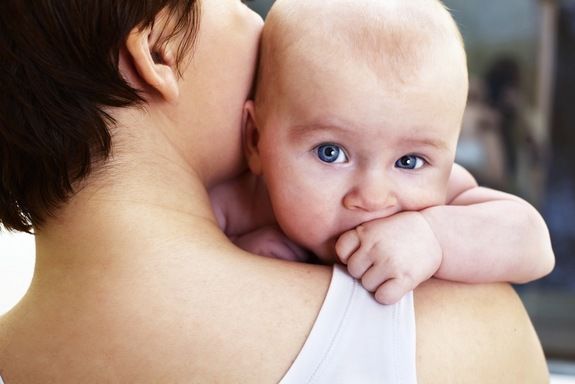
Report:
3,146,278,381
45,159,212,238
31,116,229,288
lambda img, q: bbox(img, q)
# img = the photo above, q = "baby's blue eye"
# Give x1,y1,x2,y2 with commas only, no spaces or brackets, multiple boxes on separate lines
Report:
395,155,425,170
315,144,348,164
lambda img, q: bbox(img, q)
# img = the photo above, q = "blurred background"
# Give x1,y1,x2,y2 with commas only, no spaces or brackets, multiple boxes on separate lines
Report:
1,0,574,379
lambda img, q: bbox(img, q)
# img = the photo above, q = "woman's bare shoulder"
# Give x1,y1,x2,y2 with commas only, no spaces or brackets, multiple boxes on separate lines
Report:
183,248,334,382
414,279,549,383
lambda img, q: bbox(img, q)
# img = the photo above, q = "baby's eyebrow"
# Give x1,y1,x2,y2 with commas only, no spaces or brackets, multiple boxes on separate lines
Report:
288,122,355,138
288,121,450,151
399,137,449,151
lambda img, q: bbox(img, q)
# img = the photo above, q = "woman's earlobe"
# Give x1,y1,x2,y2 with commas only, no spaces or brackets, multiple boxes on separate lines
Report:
125,26,179,102
243,101,263,175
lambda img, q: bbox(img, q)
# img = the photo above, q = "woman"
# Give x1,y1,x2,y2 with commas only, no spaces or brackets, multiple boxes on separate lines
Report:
0,0,548,382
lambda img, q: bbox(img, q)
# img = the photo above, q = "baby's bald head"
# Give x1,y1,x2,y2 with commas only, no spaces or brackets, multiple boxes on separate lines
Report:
254,0,467,119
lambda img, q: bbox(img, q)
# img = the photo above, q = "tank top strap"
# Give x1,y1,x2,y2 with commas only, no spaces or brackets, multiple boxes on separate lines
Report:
280,264,417,383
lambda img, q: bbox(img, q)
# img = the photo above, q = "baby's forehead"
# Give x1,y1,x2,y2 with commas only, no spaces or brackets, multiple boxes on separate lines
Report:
255,0,468,126
266,0,461,55
263,0,464,85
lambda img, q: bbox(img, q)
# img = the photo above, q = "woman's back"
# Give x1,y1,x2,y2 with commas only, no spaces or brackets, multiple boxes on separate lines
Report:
0,217,548,383
0,204,331,382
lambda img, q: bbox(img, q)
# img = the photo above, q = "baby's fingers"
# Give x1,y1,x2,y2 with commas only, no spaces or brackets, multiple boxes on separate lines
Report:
374,279,411,305
335,230,361,264
360,264,391,292
346,252,374,280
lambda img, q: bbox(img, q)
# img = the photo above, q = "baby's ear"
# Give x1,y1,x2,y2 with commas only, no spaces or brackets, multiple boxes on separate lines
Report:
243,100,263,175
125,24,179,102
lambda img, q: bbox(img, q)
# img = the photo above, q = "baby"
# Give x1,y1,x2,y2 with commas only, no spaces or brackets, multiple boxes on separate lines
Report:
210,0,554,304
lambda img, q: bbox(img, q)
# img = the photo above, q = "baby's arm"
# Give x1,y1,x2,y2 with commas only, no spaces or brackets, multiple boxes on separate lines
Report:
423,164,555,283
210,173,309,262
232,225,310,262
336,164,554,304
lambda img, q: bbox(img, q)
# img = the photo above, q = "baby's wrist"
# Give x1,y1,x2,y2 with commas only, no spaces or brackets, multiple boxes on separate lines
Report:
416,211,444,273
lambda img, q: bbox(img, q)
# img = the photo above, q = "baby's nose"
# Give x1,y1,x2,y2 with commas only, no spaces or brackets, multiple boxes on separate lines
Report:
342,173,398,213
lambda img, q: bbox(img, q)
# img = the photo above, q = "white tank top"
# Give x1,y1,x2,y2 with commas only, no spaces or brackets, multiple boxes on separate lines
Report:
280,264,417,384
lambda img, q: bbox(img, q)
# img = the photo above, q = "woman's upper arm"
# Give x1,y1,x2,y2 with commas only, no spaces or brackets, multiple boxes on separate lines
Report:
415,279,548,383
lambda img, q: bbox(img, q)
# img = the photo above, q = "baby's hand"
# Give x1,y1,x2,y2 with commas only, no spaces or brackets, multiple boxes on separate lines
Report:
335,211,442,305
233,225,309,262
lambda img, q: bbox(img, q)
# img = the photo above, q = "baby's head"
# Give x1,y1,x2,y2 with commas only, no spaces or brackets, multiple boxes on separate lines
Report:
244,0,469,261
253,0,467,118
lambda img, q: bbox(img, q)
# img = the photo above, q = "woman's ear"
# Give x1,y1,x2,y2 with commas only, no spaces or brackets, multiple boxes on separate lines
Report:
243,100,263,175
125,25,179,102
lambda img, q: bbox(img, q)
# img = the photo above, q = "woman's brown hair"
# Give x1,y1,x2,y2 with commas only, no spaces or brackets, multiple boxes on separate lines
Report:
0,0,199,232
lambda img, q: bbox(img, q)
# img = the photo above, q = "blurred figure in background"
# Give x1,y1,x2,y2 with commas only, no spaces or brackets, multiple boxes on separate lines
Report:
457,55,548,206
456,76,506,189
485,56,522,184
